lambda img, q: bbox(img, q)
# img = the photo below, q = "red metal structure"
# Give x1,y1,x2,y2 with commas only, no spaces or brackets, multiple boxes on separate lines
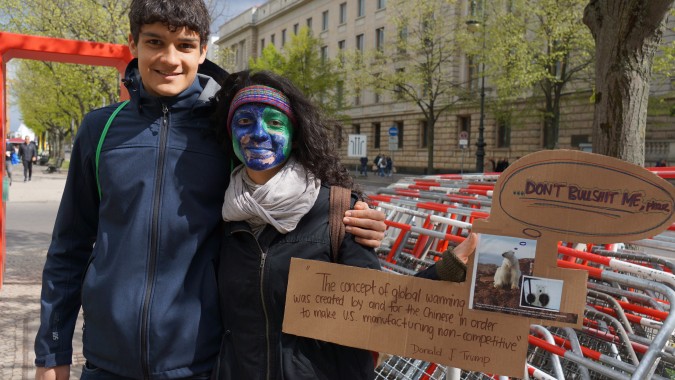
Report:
0,32,133,289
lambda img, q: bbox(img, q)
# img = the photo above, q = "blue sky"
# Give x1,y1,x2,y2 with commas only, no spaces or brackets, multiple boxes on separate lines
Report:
8,0,262,132
212,0,261,31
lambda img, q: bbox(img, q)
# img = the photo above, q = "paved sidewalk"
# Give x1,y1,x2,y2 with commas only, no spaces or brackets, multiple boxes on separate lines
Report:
0,166,85,379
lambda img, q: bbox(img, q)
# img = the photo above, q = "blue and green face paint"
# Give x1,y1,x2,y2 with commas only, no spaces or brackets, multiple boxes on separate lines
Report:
231,103,294,171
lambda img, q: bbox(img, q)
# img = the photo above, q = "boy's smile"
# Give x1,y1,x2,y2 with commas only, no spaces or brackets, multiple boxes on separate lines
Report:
128,22,207,97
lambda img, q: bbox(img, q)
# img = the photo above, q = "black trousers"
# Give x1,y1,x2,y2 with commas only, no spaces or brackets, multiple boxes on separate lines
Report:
22,160,33,180
5,160,12,183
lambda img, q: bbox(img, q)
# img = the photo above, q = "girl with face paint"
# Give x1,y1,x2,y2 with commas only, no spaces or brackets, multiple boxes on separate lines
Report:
211,71,381,380
230,102,294,180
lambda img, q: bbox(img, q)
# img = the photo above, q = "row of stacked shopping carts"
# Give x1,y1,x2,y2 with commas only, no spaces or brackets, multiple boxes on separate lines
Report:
370,168,675,380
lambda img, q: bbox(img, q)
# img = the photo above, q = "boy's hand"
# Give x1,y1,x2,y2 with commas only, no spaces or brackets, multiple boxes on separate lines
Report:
344,201,386,248
36,365,70,380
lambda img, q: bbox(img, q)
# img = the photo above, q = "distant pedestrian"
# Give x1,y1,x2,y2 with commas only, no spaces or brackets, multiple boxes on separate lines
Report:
18,136,37,182
377,155,386,176
373,153,382,174
656,158,667,167
359,156,369,176
5,139,13,186
495,157,509,172
385,156,393,177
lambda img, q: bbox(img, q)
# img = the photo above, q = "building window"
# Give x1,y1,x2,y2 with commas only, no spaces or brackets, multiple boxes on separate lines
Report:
398,26,408,54
294,23,299,35
467,55,478,91
339,2,347,24
337,81,345,108
571,134,590,149
338,40,346,63
322,10,329,31
270,34,275,46
306,17,312,30
376,27,385,51
357,0,365,17
282,29,287,47
458,115,471,137
394,121,404,148
420,120,428,148
353,124,361,135
374,123,381,149
260,38,265,53
354,93,361,106
375,92,381,103
377,0,386,9
496,117,511,148
321,46,328,64
356,34,364,53
394,68,405,99
237,40,245,68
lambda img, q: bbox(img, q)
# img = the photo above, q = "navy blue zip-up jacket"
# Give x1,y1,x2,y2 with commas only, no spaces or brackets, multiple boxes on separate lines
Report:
34,59,230,379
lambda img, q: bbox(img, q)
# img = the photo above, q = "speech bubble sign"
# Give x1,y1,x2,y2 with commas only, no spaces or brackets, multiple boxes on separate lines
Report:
483,150,675,242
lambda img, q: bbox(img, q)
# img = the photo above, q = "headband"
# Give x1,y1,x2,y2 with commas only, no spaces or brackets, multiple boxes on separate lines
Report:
226,85,296,135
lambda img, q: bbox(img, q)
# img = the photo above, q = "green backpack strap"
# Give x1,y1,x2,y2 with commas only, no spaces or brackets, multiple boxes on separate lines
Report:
95,100,129,199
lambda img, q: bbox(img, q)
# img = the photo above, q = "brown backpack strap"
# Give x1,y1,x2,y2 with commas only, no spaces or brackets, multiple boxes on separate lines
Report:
329,186,352,262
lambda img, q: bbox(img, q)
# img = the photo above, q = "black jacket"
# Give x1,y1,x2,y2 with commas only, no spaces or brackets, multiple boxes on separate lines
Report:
19,141,37,162
35,59,230,378
215,185,380,380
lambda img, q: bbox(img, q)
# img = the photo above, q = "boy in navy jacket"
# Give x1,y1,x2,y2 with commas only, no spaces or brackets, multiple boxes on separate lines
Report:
34,1,386,379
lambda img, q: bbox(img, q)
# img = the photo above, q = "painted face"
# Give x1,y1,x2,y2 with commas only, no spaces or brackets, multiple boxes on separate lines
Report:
231,103,294,171
128,22,207,97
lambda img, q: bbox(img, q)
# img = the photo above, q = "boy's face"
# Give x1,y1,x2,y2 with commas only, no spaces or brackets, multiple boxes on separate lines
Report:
128,22,207,97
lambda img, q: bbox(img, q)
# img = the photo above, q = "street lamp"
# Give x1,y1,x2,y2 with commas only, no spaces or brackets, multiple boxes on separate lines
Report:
467,0,487,173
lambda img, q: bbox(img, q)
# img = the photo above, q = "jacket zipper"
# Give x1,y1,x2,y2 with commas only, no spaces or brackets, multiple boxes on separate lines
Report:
234,228,272,380
260,249,271,380
141,103,170,380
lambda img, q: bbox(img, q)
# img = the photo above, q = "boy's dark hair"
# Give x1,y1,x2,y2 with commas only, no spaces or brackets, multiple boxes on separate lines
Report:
129,0,211,47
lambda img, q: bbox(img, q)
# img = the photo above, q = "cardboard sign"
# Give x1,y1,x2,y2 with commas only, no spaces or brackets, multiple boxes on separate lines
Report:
283,259,529,377
283,150,675,376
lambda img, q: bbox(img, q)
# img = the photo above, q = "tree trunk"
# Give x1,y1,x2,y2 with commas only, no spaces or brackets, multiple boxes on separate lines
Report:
583,0,673,165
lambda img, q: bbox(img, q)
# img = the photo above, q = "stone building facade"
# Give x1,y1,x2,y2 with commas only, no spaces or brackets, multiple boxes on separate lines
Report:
215,0,675,172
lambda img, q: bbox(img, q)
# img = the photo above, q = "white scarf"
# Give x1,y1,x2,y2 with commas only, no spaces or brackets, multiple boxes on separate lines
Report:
222,157,321,234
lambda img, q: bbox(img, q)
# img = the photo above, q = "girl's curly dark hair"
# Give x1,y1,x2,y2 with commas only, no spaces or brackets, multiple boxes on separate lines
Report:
213,70,361,195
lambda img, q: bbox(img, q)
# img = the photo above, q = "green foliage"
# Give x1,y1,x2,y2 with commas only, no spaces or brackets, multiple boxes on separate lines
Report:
653,8,675,79
0,0,130,158
476,0,594,148
249,27,340,114
212,46,238,74
1,0,129,43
